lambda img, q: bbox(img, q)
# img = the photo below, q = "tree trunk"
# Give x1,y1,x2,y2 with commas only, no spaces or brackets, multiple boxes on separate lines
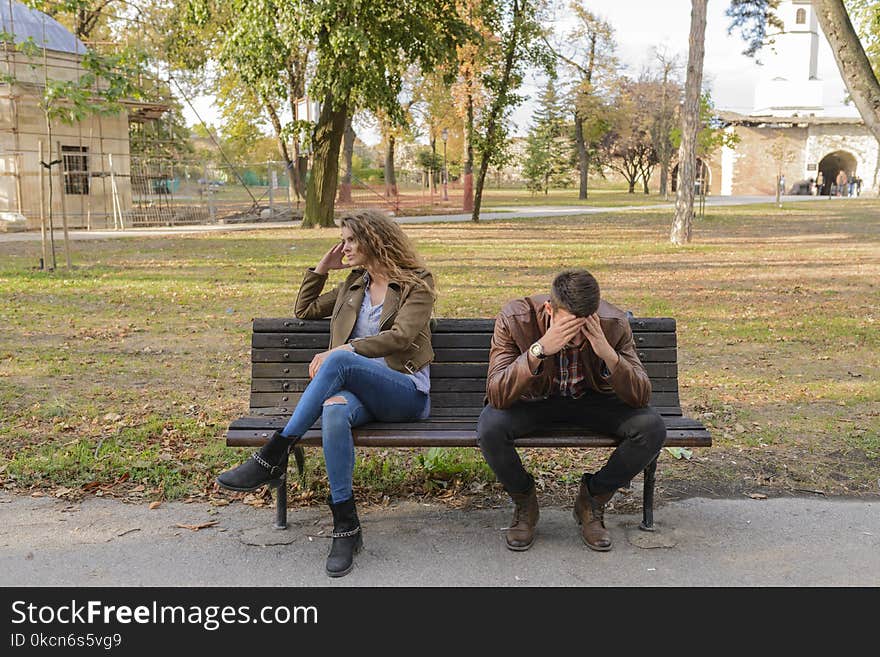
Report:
575,115,588,199
264,100,299,203
384,134,398,198
287,58,308,200
659,161,669,198
430,136,437,197
671,0,707,245
338,115,355,203
462,94,474,212
813,0,880,148
303,95,347,228
473,0,523,222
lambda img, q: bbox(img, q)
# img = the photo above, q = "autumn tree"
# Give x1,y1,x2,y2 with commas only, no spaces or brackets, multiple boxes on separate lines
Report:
545,3,617,199
648,49,683,198
470,0,549,221
600,79,658,194
301,1,471,227
179,1,310,200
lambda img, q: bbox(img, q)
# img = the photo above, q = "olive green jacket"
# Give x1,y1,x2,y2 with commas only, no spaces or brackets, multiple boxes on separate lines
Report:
294,267,435,374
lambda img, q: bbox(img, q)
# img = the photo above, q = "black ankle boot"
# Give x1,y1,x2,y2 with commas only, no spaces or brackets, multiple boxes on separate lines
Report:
216,430,292,492
326,496,363,578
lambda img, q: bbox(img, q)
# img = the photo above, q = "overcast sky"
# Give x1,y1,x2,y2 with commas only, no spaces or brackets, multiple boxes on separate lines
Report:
181,0,858,146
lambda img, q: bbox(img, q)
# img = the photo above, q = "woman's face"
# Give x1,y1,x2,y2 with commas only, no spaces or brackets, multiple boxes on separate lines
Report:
340,225,366,267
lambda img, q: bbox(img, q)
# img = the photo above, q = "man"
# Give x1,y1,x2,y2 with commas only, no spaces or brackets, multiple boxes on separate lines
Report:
477,269,666,551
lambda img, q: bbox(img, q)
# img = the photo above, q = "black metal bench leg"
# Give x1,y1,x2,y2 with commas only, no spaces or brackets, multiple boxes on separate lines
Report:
272,474,288,530
639,457,658,532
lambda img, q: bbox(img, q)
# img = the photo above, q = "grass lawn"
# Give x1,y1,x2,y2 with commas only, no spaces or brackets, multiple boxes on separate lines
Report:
1,198,877,510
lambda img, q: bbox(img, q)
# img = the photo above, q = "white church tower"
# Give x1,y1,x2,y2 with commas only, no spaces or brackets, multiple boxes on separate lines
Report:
753,0,825,116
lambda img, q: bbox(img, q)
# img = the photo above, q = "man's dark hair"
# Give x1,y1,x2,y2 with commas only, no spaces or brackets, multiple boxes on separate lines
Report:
550,270,600,317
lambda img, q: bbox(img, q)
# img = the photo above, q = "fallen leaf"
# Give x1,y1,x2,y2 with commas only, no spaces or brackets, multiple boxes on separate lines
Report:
664,447,693,460
748,493,768,500
103,412,122,422
175,521,219,531
149,501,162,510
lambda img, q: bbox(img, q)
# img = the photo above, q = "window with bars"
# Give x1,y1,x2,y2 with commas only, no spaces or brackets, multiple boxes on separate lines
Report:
62,146,90,195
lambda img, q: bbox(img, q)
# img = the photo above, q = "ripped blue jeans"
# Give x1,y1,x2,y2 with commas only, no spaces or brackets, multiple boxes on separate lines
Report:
280,349,429,503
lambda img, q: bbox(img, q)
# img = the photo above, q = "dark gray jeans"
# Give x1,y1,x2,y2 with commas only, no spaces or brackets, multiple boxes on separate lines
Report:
477,392,666,496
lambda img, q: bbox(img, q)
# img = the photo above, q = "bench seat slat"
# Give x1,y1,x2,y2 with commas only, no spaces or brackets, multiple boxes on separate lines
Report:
226,429,710,449
252,317,678,333
250,361,680,379
249,376,682,394
229,414,708,432
248,343,679,363
247,390,681,409
245,405,688,418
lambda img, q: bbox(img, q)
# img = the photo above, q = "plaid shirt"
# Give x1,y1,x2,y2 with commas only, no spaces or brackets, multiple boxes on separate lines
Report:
553,347,588,398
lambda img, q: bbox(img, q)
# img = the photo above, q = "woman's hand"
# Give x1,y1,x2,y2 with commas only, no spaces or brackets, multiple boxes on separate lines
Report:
308,344,353,379
314,242,350,275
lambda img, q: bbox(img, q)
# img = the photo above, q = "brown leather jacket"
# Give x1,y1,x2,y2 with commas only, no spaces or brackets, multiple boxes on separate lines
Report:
294,267,435,374
486,294,652,409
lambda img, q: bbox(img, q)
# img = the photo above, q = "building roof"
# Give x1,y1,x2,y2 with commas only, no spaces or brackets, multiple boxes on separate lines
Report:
0,1,86,56
716,110,864,127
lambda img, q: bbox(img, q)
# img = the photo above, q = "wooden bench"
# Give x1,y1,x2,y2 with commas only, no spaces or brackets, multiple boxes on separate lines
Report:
226,317,711,531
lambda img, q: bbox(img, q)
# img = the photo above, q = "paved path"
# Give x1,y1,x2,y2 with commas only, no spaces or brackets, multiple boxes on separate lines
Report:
0,195,840,242
1,493,877,586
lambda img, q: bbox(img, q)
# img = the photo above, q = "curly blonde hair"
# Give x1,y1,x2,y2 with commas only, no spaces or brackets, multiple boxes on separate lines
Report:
340,210,435,297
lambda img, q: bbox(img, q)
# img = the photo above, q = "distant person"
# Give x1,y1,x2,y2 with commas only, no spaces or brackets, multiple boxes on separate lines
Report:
848,173,856,197
216,209,436,578
815,171,824,196
855,177,863,196
779,175,786,195
477,270,664,552
836,170,848,197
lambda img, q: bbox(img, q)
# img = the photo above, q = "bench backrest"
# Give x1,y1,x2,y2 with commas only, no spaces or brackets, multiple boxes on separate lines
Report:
249,317,682,418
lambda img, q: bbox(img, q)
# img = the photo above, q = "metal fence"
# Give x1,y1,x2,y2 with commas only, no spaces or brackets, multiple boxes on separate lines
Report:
125,159,473,226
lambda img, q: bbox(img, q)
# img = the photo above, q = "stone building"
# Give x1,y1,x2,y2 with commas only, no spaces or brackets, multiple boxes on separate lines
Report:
0,2,166,230
704,0,879,197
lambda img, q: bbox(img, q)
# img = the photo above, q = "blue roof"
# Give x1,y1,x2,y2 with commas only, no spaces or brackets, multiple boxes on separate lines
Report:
0,1,86,55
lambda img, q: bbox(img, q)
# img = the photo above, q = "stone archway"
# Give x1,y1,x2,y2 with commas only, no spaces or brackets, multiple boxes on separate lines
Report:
817,150,857,195
671,159,711,194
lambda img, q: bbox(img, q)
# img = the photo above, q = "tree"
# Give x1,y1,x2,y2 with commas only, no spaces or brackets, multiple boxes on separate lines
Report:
450,0,492,212
546,3,617,199
671,0,707,246
522,77,572,194
180,1,311,202
769,134,796,207
600,80,657,194
471,0,548,221
648,49,683,198
728,0,880,149
301,1,471,227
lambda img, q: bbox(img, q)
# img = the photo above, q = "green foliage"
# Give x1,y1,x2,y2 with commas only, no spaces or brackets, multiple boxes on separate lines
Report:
670,92,740,158
306,1,473,123
522,77,573,194
846,0,880,78
474,0,552,171
725,0,783,60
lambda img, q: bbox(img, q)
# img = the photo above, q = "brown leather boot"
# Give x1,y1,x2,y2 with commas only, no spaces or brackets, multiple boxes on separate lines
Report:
573,475,614,551
506,484,539,551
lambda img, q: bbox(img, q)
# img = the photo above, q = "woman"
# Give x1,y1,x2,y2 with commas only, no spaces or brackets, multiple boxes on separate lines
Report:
217,209,435,577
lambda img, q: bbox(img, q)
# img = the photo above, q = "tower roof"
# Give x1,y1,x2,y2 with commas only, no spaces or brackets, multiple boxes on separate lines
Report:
0,1,87,56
